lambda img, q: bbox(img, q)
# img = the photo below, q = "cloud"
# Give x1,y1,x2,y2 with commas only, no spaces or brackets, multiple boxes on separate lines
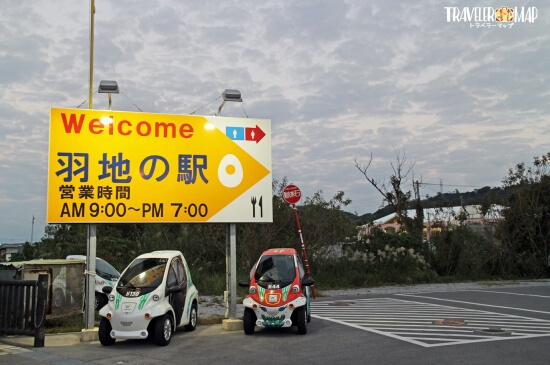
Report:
1,0,549,242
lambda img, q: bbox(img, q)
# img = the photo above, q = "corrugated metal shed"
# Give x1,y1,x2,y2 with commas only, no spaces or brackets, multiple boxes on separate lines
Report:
0,259,85,317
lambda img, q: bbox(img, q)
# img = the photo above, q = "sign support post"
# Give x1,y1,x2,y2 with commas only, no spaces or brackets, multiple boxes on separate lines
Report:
283,184,316,298
217,94,243,328
85,224,96,330
224,224,237,319
84,0,96,331
291,204,316,298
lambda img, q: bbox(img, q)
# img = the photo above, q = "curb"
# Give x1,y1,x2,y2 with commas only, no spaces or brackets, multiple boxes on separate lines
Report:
0,332,83,348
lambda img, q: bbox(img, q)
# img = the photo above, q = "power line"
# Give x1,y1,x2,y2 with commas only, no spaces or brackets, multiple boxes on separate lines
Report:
33,216,48,226
421,182,487,189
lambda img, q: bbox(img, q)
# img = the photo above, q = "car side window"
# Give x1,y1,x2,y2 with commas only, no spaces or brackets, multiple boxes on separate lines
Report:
174,258,186,286
166,265,178,288
296,255,306,280
249,259,259,280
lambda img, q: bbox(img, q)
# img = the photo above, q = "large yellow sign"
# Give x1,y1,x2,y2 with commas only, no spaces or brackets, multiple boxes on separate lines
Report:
47,108,272,223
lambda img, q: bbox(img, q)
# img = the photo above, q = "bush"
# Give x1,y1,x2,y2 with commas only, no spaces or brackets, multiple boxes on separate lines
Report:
430,225,501,279
311,236,436,289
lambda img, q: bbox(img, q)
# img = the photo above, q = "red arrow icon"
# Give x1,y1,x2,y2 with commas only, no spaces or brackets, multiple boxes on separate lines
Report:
245,125,266,143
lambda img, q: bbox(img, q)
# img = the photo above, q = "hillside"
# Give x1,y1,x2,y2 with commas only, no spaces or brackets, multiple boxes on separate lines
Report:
347,185,516,226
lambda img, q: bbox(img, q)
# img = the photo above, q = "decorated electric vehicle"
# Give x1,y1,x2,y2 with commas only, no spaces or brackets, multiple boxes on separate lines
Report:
98,250,198,346
238,248,314,335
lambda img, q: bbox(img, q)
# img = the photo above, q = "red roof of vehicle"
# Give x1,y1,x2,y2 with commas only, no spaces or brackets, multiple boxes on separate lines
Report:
262,248,297,256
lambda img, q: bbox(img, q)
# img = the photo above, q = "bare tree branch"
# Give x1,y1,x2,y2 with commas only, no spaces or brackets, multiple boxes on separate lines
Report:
354,148,421,235
353,153,388,200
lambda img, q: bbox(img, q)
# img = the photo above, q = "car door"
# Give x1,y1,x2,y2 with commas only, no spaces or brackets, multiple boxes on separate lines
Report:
167,256,187,326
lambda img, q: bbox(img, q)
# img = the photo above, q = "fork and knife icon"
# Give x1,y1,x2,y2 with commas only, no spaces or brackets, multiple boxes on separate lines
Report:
251,196,263,218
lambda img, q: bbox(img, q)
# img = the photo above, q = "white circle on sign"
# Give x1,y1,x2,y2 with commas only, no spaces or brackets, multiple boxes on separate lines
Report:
218,154,243,188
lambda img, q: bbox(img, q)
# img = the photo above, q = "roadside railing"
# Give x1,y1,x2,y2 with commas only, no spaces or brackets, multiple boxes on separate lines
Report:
0,274,48,347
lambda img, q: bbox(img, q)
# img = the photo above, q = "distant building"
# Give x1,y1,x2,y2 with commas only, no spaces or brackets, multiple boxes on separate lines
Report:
357,205,505,242
0,242,25,261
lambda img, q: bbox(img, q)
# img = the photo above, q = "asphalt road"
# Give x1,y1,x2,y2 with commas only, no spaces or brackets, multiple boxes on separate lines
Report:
2,282,550,364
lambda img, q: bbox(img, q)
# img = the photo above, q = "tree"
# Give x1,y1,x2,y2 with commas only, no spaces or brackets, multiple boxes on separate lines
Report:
33,178,358,282
430,224,499,279
354,148,424,239
496,152,550,276
35,224,87,260
7,242,36,262
301,190,356,251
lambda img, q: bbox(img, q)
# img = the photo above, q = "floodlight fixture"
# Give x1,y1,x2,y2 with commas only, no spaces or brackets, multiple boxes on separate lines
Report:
98,80,119,94
98,80,119,110
218,89,242,116
222,89,242,102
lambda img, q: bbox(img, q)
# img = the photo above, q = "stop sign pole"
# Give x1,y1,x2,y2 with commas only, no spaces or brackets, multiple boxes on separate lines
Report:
283,184,316,298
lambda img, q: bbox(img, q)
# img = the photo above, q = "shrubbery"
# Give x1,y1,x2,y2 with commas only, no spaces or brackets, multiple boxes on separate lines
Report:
14,153,550,294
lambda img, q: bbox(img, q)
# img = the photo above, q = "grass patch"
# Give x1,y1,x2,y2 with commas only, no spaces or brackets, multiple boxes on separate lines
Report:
198,315,225,325
45,312,232,333
198,314,245,325
191,270,250,297
44,312,234,333
45,313,101,334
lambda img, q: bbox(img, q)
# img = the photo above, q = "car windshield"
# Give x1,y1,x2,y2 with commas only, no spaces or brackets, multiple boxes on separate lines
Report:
96,258,120,281
254,254,295,288
118,257,168,290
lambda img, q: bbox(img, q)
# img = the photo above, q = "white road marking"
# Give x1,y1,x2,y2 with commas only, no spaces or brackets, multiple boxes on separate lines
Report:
471,290,550,298
398,293,550,315
311,297,550,347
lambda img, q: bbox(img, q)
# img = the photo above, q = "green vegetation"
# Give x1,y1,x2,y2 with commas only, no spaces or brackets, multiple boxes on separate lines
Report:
5,152,550,332
45,314,96,334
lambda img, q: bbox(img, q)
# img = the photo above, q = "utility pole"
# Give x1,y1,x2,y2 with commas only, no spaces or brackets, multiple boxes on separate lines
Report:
413,180,420,200
413,180,424,240
30,215,35,244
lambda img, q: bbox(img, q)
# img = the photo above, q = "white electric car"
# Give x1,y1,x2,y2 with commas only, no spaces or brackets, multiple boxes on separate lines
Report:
98,251,199,346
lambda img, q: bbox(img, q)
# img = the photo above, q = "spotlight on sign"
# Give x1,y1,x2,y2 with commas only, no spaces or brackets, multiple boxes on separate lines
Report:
98,80,119,110
217,89,242,116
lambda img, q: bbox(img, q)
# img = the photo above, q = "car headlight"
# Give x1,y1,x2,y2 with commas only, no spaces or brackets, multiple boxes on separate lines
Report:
292,285,300,294
153,294,160,301
249,286,257,294
109,294,115,301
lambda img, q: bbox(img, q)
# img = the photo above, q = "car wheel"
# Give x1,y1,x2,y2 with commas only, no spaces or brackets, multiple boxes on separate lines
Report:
95,293,107,310
99,318,116,346
243,308,255,335
53,288,65,308
154,313,173,346
296,306,307,335
184,302,197,331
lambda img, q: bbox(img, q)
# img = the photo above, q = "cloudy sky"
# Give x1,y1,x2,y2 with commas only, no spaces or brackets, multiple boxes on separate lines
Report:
1,0,548,243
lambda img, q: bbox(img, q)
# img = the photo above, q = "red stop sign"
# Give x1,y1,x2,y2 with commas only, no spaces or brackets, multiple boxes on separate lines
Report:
282,184,301,204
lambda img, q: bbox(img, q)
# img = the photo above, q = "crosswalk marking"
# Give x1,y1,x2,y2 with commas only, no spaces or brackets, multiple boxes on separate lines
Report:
311,298,550,347
398,293,550,315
